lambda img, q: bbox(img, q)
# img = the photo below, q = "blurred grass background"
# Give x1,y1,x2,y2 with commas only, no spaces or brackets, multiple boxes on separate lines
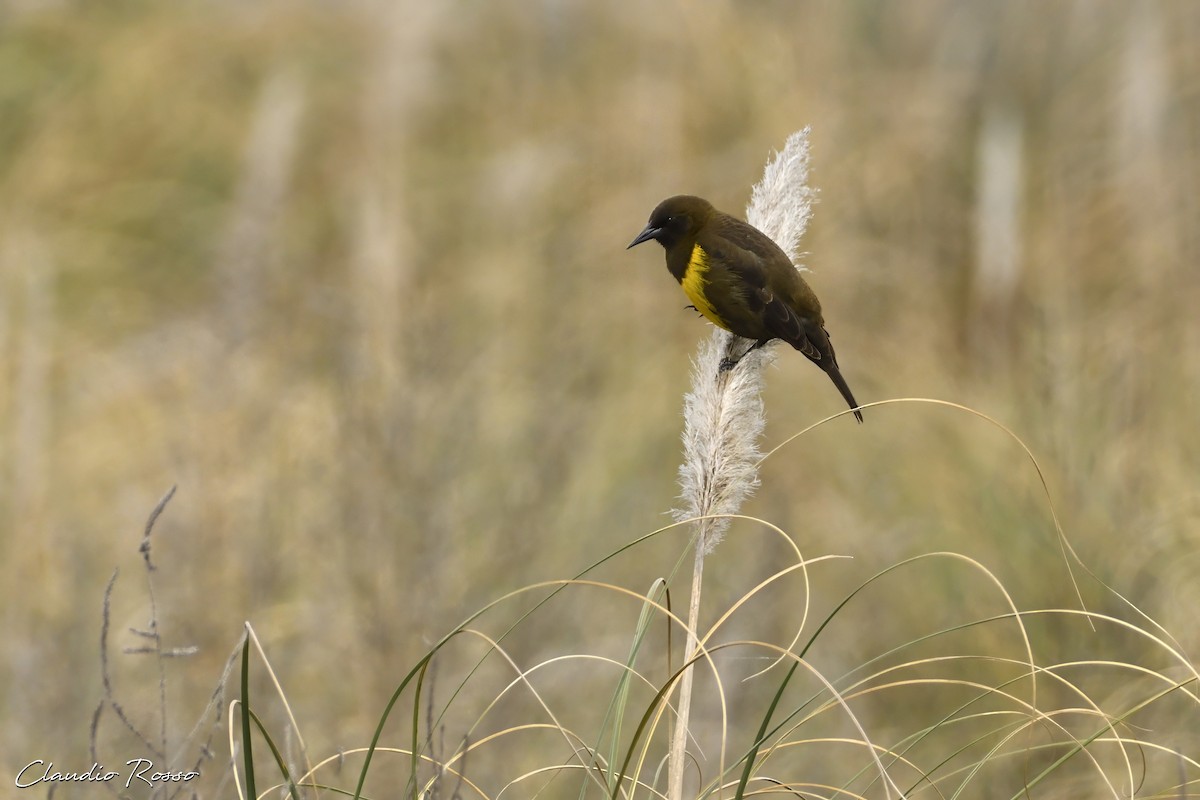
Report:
2,0,1198,791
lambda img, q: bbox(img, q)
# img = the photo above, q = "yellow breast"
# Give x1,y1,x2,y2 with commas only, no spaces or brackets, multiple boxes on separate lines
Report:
681,244,727,329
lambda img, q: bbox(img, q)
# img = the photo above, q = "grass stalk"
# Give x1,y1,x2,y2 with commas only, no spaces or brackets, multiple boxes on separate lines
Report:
666,128,818,800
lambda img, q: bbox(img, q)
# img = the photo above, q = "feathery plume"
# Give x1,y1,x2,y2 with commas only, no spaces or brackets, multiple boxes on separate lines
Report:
747,126,817,262
668,129,817,800
674,335,771,552
673,128,816,553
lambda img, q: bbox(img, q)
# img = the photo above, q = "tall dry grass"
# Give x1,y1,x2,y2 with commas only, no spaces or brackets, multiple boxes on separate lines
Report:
0,0,1198,795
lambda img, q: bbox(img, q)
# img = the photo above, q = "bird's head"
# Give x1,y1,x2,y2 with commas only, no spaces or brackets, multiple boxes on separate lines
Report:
627,195,715,250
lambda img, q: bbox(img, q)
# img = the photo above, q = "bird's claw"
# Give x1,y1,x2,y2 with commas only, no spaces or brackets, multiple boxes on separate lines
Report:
718,357,737,373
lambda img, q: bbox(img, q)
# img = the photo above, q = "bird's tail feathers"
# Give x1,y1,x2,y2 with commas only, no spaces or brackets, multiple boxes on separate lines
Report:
825,365,864,424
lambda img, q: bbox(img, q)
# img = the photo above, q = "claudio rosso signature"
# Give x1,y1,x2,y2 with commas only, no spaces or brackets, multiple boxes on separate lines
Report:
15,759,199,789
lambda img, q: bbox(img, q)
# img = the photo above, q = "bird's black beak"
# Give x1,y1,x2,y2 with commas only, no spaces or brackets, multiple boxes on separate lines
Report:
627,224,662,249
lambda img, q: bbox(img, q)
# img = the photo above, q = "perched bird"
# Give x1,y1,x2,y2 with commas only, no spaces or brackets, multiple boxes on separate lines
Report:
628,195,863,422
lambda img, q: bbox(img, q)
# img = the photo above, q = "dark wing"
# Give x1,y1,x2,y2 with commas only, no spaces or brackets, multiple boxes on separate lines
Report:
757,282,822,361
714,213,792,264
711,216,826,363
716,215,862,421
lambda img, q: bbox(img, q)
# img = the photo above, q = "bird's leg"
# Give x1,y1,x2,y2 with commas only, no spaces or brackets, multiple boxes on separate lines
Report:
718,339,771,373
718,343,747,372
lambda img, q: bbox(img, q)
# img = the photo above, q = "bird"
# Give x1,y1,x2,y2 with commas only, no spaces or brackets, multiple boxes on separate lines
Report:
628,195,863,423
